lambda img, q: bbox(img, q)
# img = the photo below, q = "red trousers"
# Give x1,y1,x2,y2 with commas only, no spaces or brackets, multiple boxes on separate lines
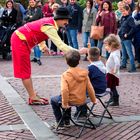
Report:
11,32,31,79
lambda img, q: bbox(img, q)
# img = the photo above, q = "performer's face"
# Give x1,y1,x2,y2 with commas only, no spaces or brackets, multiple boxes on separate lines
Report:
57,19,69,27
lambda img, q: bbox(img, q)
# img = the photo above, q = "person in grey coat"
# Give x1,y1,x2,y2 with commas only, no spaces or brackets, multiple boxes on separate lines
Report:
82,0,97,60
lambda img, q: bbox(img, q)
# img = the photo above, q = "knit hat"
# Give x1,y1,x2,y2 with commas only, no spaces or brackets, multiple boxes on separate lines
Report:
54,7,71,20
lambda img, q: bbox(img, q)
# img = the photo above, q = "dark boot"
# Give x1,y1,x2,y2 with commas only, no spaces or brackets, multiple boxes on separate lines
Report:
31,58,37,62
109,96,119,106
109,88,119,106
37,60,42,65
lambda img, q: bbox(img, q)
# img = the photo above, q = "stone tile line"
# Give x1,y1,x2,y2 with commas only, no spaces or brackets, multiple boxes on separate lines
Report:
4,72,140,80
114,115,140,123
0,124,27,132
4,75,61,80
0,75,59,140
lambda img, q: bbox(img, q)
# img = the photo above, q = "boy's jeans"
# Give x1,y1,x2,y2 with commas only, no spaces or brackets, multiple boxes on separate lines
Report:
66,28,79,49
121,40,136,70
83,32,95,47
51,95,71,123
33,45,41,60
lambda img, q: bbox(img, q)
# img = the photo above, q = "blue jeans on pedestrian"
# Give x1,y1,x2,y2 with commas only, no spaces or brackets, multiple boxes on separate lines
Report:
51,95,71,123
66,28,79,49
83,32,95,47
97,39,109,58
33,45,41,60
121,40,136,70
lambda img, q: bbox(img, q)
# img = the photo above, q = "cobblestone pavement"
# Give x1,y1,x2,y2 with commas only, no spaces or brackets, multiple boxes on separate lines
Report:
1,55,140,140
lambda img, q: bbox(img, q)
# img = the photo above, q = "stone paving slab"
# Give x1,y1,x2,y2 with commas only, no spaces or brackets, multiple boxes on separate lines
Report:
0,130,35,140
0,91,36,140
0,91,23,125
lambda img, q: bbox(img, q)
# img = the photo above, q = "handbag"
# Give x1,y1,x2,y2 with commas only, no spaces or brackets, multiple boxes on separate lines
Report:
90,25,104,40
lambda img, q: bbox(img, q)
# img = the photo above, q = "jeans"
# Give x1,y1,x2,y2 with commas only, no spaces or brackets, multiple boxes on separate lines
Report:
133,42,140,63
51,95,71,123
97,39,109,58
121,40,136,70
66,28,79,49
83,32,95,47
33,45,41,60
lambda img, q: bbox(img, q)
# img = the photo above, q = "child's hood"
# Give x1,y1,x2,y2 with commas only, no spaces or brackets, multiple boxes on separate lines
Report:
65,67,88,82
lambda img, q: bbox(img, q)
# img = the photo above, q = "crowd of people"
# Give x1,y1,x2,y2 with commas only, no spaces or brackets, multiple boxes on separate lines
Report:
0,0,139,69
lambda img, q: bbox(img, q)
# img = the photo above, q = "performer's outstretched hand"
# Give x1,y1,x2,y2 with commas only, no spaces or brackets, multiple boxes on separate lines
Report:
79,47,88,54
42,47,50,55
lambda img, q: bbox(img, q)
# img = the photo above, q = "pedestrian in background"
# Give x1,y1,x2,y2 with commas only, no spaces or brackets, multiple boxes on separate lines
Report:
118,5,136,72
82,0,97,61
132,1,140,68
96,0,117,58
66,0,83,49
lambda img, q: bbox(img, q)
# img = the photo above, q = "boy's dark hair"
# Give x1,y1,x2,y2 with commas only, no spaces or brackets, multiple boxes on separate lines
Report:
88,47,100,61
65,50,80,67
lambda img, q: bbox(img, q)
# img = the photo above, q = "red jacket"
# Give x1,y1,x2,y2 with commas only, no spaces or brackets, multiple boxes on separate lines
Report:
42,3,53,17
96,11,117,36
17,17,56,48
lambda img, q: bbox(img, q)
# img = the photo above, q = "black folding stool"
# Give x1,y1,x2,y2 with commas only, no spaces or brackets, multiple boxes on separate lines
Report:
55,100,96,138
95,90,114,126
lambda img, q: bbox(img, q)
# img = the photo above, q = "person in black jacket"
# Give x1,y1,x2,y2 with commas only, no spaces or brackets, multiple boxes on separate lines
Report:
0,0,17,59
66,0,83,49
23,0,42,23
132,1,140,68
1,0,17,27
118,5,136,72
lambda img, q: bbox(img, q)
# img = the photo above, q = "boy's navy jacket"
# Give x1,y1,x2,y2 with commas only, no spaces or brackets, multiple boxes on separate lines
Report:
88,65,107,95
66,3,82,32
118,15,135,40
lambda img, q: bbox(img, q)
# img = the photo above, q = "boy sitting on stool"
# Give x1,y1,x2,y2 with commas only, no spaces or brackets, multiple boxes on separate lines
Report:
74,47,107,117
51,50,96,128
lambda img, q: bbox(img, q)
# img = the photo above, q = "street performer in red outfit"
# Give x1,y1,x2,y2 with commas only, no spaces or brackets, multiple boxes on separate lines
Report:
11,7,87,105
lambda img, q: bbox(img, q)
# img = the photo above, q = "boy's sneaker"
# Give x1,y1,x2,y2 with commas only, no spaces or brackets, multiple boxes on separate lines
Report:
51,122,64,130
